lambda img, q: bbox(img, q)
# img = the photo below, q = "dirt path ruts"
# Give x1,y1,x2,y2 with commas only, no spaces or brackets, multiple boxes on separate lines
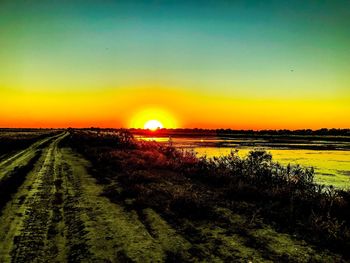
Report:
10,134,68,262
0,134,67,262
0,134,188,262
60,148,165,262
54,147,184,262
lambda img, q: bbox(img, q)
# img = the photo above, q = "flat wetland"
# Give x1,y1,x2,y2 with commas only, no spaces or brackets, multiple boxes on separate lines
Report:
136,132,350,189
0,128,350,262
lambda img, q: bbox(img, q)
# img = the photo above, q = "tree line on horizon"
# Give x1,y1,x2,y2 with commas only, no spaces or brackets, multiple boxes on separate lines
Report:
2,127,349,137
129,128,350,136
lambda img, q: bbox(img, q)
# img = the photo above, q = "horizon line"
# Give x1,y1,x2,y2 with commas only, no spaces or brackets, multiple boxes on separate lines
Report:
0,127,349,132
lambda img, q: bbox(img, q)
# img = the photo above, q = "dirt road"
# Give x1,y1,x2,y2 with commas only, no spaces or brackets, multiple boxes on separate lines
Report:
0,133,187,262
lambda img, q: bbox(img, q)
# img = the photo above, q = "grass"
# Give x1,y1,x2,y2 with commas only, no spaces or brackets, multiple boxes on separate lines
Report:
0,150,42,212
65,130,350,261
61,147,168,262
0,130,59,158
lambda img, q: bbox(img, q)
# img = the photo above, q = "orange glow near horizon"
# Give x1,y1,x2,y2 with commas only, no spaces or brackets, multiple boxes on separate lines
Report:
0,86,349,129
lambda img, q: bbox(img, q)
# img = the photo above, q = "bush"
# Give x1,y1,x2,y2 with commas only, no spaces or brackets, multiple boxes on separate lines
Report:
67,130,350,258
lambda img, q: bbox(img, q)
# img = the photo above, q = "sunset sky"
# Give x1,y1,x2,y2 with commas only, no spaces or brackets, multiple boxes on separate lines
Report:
1,0,349,129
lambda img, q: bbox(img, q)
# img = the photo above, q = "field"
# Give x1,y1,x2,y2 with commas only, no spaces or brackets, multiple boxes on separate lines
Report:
133,129,350,189
0,129,349,262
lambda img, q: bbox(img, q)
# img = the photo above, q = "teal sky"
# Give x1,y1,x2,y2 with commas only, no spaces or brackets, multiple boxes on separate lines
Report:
1,0,349,97
0,1,349,128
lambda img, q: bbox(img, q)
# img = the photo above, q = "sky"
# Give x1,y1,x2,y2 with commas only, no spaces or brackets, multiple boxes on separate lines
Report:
0,0,349,129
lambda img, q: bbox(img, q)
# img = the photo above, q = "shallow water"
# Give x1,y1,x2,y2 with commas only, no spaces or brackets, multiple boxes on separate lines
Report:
195,147,350,189
137,136,350,189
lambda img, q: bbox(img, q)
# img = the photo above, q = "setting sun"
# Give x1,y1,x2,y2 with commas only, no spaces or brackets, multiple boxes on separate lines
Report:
129,108,178,129
144,120,163,131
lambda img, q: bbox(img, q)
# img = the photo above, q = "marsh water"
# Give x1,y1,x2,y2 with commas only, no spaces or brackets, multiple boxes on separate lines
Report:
137,135,350,189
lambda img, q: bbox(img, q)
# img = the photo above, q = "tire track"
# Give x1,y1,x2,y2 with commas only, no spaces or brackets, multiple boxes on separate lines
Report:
0,150,41,212
58,148,175,262
0,134,67,262
61,162,93,262
10,134,67,263
0,133,61,182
